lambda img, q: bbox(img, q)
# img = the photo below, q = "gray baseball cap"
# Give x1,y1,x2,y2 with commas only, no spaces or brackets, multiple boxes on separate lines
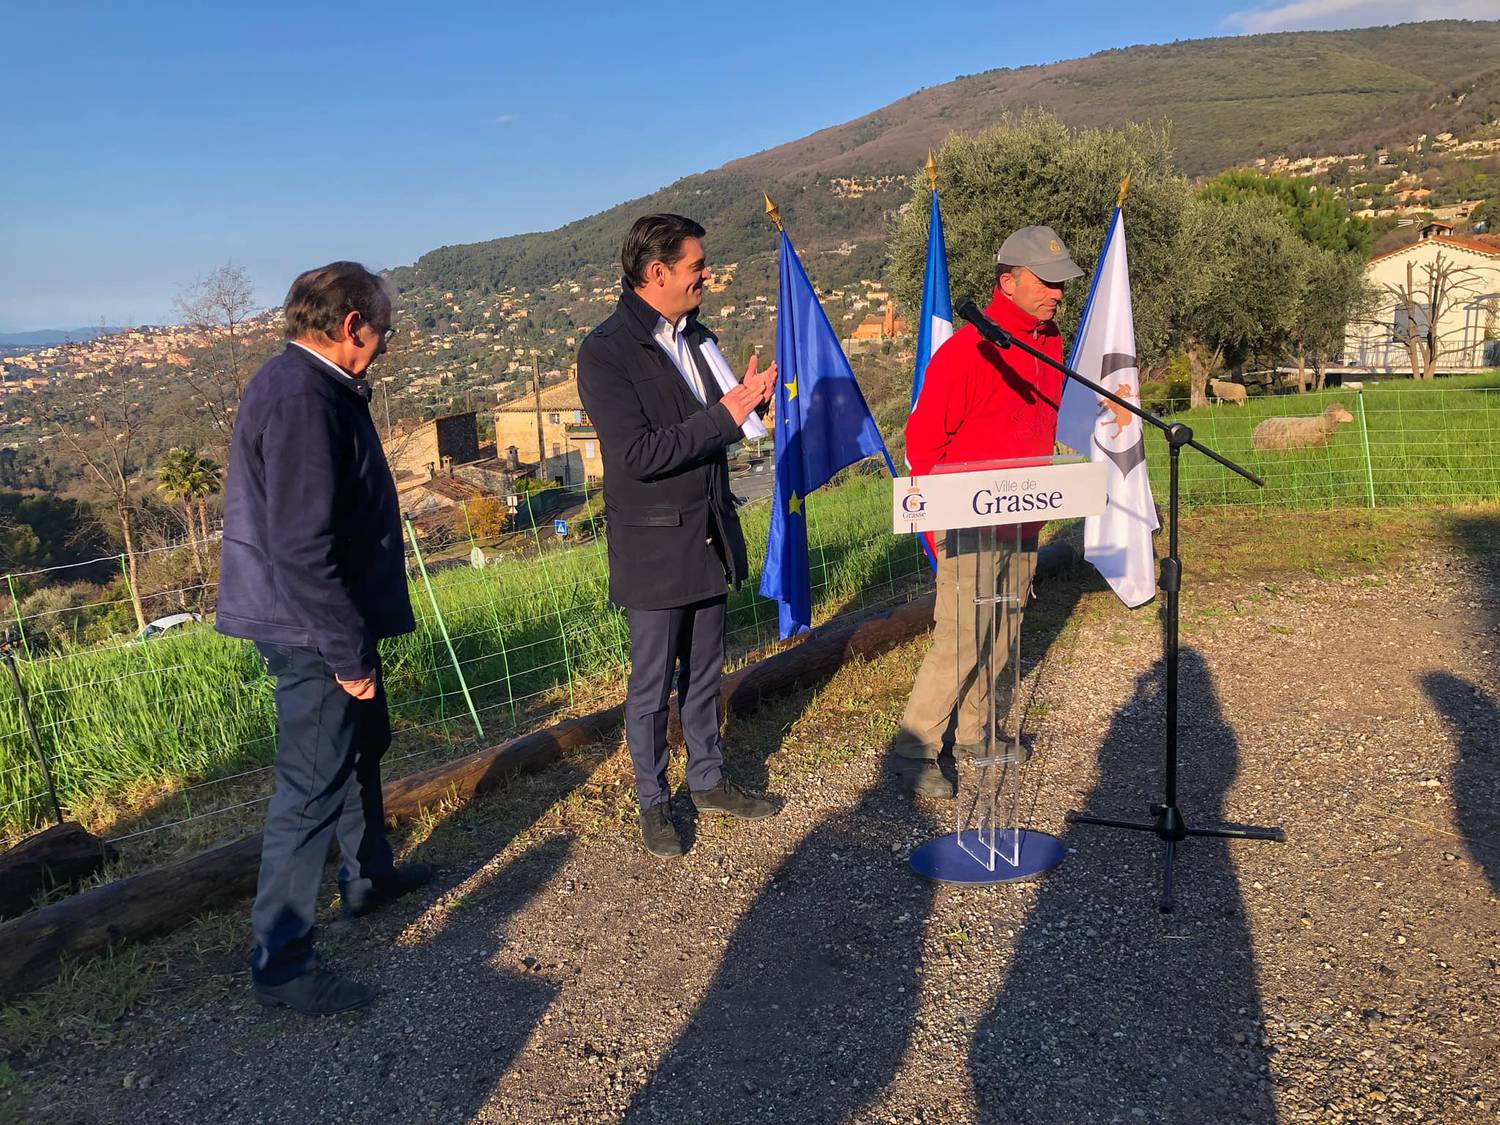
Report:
995,226,1084,284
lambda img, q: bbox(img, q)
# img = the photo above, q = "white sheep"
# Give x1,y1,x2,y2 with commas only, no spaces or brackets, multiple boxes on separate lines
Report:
1209,378,1247,406
1251,403,1355,452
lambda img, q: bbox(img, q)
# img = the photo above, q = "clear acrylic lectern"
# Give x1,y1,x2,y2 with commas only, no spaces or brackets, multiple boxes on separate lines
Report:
893,456,1106,883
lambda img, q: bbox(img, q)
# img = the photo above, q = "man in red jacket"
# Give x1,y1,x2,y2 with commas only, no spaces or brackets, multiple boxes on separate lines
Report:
895,226,1083,797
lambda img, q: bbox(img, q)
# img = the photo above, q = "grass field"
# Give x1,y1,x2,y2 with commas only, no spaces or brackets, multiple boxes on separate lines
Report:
1157,380,1500,510
4,375,1500,842
0,471,927,840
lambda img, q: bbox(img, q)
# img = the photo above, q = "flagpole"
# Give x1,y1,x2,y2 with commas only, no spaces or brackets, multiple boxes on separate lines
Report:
1066,175,1130,370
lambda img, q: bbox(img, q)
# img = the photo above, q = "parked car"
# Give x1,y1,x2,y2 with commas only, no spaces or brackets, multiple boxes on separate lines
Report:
132,611,202,643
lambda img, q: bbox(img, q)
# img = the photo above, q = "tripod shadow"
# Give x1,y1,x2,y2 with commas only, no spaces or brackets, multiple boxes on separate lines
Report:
969,645,1275,1123
623,745,940,1124
1422,672,1500,893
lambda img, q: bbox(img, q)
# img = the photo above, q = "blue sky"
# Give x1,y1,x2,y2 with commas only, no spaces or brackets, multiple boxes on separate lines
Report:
0,0,1490,330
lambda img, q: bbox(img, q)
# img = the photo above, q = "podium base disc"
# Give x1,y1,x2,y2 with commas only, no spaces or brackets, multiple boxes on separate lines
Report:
909,829,1065,885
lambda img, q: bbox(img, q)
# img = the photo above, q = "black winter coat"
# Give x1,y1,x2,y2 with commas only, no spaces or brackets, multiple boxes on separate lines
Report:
576,287,748,610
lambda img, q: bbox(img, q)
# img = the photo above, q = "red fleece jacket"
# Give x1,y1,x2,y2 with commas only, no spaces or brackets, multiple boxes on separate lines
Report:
904,288,1065,477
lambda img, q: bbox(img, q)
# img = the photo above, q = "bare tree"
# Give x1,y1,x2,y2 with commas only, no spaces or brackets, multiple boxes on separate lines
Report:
175,264,258,446
1386,252,1485,380
55,404,148,631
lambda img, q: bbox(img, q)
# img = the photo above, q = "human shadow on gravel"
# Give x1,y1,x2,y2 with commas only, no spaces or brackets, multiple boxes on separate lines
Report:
1433,514,1500,895
129,835,571,1125
1421,672,1500,893
623,556,1094,1123
970,646,1276,1124
622,763,940,1124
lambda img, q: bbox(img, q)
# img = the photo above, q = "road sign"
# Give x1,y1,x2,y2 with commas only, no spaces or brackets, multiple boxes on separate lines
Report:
553,519,568,538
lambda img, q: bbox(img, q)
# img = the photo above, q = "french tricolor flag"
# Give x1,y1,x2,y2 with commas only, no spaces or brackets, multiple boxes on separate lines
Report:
908,176,952,570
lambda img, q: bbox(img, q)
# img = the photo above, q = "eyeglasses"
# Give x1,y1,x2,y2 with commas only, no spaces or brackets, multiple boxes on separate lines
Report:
381,326,398,343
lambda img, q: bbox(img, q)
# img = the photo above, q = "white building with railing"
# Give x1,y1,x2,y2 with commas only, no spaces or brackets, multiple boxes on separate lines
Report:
1344,223,1500,374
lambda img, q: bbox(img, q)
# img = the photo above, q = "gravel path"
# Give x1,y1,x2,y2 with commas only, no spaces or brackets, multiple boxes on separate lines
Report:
10,533,1498,1124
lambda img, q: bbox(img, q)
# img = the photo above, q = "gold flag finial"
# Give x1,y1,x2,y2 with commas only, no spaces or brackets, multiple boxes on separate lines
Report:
763,192,782,231
1117,173,1132,210
924,150,938,192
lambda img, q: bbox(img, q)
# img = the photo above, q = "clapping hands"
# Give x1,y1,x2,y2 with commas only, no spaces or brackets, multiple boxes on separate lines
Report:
741,353,777,406
720,353,778,425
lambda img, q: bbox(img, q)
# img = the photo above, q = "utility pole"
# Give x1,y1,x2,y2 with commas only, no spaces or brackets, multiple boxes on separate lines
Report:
531,350,546,479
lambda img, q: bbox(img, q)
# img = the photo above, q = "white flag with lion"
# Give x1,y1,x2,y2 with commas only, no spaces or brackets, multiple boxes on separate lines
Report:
1056,208,1159,607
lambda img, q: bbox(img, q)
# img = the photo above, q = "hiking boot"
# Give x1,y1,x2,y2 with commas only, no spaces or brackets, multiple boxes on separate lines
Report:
340,862,436,919
639,805,685,858
690,779,776,820
895,761,956,799
253,966,375,1016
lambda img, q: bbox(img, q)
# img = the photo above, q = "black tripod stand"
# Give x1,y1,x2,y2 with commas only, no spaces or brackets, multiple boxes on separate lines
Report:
956,301,1284,913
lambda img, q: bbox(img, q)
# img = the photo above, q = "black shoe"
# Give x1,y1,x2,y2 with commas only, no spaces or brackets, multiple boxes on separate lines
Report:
253,966,375,1016
639,805,685,857
690,779,776,820
895,761,956,799
340,862,436,919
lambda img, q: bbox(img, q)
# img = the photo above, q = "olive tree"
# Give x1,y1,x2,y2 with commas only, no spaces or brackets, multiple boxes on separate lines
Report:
886,112,1190,370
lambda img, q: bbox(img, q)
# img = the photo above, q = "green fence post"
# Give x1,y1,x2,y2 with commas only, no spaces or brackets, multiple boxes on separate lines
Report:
1356,388,1376,510
5,573,30,660
405,520,485,740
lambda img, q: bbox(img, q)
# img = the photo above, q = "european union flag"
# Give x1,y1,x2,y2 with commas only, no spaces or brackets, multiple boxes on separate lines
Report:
759,230,893,639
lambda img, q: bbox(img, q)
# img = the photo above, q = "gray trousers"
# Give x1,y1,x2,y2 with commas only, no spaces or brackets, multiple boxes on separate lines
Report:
894,529,1037,761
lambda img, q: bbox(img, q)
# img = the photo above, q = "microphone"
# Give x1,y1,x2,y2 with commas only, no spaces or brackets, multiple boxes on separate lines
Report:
955,299,1014,349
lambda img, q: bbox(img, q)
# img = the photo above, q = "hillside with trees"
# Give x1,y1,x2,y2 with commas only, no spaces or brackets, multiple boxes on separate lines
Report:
390,20,1500,299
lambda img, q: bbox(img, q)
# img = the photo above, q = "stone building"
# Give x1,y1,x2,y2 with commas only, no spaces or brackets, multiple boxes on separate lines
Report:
494,370,603,487
386,411,481,480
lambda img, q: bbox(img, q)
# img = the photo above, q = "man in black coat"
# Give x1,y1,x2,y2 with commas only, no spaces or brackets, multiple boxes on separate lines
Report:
217,262,431,1015
578,214,777,857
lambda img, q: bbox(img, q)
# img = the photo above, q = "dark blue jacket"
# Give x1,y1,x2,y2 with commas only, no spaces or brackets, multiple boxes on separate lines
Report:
216,344,414,679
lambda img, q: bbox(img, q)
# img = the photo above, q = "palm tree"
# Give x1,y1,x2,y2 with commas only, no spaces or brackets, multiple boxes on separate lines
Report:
189,453,222,556
156,447,222,576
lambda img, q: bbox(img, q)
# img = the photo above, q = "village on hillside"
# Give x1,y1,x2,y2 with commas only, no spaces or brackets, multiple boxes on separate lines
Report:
0,107,1496,577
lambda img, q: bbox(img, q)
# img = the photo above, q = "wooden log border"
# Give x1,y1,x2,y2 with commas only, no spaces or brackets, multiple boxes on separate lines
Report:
0,593,935,1000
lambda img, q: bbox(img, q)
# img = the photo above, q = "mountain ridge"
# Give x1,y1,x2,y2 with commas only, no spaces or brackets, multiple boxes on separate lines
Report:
390,20,1500,298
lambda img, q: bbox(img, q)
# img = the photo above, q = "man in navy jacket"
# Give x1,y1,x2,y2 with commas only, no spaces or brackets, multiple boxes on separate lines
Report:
217,261,429,1015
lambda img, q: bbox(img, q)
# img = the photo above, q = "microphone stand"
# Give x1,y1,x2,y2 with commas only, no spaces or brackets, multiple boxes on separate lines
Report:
956,300,1284,913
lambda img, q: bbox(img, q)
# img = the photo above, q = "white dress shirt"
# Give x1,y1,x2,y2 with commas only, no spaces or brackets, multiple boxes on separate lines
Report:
653,315,708,404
